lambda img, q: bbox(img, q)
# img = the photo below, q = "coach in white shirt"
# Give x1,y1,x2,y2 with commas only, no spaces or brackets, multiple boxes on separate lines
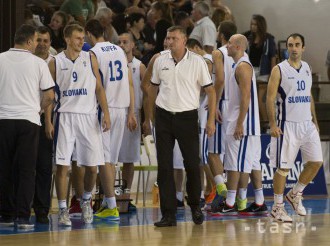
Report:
0,24,55,229
146,26,216,227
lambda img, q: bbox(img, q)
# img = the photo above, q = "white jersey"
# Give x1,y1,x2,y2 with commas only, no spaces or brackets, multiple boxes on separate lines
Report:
218,45,235,100
198,54,214,127
129,57,142,110
54,51,97,114
276,60,312,122
45,54,54,64
227,56,260,136
91,42,130,108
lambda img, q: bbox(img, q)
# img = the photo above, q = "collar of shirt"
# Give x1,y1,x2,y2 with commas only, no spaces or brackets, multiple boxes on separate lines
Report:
168,48,190,64
9,48,31,54
196,16,209,25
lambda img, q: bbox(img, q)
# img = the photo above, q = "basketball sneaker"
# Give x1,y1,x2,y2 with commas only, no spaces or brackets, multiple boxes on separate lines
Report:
16,218,34,229
239,202,268,216
81,199,93,224
285,189,306,216
0,216,14,227
205,187,216,204
177,199,185,210
236,198,247,211
210,183,227,211
271,203,293,223
128,202,137,212
69,195,82,218
210,201,238,216
199,198,206,210
58,208,72,226
94,207,120,221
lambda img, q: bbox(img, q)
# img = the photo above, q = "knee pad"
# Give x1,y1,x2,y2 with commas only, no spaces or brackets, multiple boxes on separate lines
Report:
276,169,290,177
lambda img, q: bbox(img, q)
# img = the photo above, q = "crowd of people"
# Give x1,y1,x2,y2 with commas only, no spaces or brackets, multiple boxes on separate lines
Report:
0,0,323,229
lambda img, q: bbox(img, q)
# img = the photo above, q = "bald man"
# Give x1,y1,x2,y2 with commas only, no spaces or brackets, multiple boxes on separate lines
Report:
211,34,261,215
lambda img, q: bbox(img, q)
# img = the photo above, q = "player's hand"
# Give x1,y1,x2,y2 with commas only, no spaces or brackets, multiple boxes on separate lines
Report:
127,112,137,132
102,113,111,132
234,123,244,140
143,120,152,135
216,109,222,124
206,120,215,137
45,123,54,140
269,125,282,138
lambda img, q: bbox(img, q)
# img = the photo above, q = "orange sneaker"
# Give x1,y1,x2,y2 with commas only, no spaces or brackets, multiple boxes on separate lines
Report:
205,187,216,204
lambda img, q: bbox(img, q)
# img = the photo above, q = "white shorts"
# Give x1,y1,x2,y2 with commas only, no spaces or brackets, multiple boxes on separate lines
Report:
220,100,229,154
118,110,141,163
199,128,208,165
173,140,184,169
269,120,323,169
54,112,104,167
224,135,261,173
102,108,126,164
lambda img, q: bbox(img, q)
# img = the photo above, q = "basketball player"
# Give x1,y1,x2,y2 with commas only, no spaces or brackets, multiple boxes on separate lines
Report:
45,24,110,226
185,38,217,208
213,21,267,215
118,33,146,211
214,34,261,215
85,19,137,221
267,33,323,222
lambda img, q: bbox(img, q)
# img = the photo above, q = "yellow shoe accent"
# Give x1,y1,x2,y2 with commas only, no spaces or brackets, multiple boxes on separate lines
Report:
94,207,120,221
216,183,227,198
236,198,248,211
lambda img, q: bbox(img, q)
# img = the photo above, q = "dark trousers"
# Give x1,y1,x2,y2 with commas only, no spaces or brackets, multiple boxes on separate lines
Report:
155,107,201,217
0,119,39,219
33,114,53,217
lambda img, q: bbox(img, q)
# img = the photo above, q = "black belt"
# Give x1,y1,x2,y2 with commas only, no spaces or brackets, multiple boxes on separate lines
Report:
156,106,197,116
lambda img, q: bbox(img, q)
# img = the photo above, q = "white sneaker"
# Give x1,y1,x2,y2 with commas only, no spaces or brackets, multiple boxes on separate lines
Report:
58,208,72,226
81,199,93,224
271,203,293,223
285,189,306,216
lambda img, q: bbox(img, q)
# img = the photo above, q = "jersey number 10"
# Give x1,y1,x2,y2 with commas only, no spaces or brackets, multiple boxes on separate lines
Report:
296,80,305,91
109,60,123,82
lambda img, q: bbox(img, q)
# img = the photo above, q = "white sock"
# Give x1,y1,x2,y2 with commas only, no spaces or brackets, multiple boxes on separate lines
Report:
58,200,67,210
238,188,247,200
293,182,306,194
226,190,237,207
176,191,183,201
254,188,264,205
82,191,92,201
105,196,117,209
274,194,283,205
200,190,205,199
214,175,224,185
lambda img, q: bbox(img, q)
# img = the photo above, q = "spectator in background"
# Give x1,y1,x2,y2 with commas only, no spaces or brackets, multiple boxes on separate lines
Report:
174,11,194,36
60,0,94,25
95,7,119,44
243,14,276,131
190,1,217,54
48,11,68,52
127,13,148,59
150,1,174,54
211,5,234,30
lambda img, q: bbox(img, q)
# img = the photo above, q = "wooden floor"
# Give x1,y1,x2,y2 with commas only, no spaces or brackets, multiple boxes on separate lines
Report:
1,198,330,246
